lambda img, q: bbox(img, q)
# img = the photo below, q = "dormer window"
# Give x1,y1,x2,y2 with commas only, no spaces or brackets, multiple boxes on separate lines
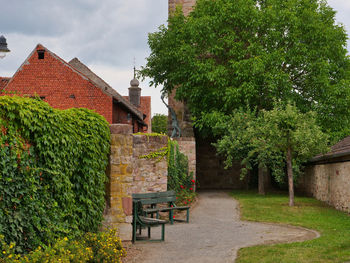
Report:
37,49,45,59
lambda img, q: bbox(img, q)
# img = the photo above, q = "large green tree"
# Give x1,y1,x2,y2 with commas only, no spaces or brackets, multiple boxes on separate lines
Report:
141,0,350,142
151,113,168,134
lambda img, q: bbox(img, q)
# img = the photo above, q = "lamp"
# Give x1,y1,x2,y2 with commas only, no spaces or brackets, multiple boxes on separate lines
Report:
0,35,10,59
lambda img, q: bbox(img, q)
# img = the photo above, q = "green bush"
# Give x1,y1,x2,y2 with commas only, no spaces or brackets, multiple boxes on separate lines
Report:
0,96,110,252
167,140,195,193
151,114,167,134
0,229,126,263
84,229,126,262
176,190,196,206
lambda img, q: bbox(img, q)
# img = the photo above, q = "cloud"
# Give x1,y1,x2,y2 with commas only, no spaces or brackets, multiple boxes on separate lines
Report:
2,0,350,116
0,0,169,115
90,64,166,115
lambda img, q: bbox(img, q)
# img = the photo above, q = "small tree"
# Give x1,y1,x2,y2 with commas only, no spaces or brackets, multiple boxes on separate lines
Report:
252,103,329,206
214,103,329,205
151,113,168,134
211,108,276,195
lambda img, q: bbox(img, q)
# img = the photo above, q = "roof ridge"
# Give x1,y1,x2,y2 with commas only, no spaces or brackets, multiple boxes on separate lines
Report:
68,58,144,121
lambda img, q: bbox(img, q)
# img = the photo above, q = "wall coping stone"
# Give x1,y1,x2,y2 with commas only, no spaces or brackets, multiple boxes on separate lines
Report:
110,124,132,134
174,137,195,142
133,134,168,144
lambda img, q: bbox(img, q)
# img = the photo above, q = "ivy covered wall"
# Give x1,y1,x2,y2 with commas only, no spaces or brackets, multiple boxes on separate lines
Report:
0,96,110,252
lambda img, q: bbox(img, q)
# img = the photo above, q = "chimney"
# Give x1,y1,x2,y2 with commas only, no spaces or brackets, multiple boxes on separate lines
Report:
129,71,141,108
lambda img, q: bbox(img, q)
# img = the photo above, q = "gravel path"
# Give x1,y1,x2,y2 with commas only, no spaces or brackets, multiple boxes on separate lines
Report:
125,191,319,263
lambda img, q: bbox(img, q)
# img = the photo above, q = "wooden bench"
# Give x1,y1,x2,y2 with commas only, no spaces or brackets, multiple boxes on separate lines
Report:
132,200,167,243
132,190,190,225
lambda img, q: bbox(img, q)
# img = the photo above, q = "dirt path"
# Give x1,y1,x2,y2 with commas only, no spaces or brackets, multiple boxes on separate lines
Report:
123,191,319,263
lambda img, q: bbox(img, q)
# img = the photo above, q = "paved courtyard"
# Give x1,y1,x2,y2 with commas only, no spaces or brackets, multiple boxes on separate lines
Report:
127,191,319,263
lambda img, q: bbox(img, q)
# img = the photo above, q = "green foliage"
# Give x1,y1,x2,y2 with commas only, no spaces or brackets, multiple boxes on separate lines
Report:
0,96,110,252
0,229,126,263
252,103,329,183
137,133,169,162
151,114,168,134
141,0,350,142
138,135,195,193
84,229,125,262
167,140,195,193
215,103,329,185
176,189,196,207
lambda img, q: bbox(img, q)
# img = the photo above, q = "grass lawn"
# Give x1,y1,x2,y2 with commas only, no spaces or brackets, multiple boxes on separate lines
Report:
231,191,350,263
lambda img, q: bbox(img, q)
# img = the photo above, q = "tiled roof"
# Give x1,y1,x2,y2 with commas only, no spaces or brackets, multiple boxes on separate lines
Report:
69,58,144,121
123,96,152,133
310,135,350,162
0,77,10,89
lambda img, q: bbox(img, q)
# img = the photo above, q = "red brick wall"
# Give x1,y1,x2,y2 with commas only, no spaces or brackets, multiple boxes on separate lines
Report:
112,103,144,133
4,45,113,123
0,77,10,90
140,96,151,133
123,96,151,133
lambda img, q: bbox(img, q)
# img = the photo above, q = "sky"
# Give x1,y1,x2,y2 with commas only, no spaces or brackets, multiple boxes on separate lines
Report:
0,0,350,116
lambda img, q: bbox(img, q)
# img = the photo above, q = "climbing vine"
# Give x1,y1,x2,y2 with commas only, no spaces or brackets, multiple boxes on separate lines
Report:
0,96,110,252
138,133,169,162
138,135,194,194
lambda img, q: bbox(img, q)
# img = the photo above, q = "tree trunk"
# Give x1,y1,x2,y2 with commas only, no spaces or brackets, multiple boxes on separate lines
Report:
258,166,266,195
287,146,294,206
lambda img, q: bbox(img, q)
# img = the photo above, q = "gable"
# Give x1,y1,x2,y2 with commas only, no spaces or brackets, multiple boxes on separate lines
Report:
4,44,113,123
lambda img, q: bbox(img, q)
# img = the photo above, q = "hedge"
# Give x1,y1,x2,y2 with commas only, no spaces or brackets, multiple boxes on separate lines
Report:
0,96,110,252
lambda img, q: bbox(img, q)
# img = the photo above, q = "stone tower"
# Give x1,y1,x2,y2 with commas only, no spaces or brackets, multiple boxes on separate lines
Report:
169,0,196,16
168,0,197,138
167,0,197,181
167,0,247,190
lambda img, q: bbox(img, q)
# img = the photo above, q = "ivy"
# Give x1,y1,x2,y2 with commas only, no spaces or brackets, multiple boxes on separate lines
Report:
0,96,110,252
139,136,194,193
167,140,194,193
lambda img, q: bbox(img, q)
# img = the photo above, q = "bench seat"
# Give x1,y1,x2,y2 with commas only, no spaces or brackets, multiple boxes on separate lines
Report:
133,190,191,225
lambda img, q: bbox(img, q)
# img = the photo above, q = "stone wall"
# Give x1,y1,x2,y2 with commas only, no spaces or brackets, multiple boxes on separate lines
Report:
168,0,196,138
175,137,196,185
196,136,247,189
299,160,350,213
103,124,168,240
169,0,196,16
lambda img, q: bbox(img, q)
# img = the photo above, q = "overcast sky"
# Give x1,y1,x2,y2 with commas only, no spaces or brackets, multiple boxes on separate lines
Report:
0,0,350,116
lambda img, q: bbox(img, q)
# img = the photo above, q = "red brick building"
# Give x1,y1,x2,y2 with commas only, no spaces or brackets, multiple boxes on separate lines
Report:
1,44,151,132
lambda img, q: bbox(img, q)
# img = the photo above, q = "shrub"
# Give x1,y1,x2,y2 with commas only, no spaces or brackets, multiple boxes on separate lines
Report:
176,189,196,206
0,96,111,251
84,229,126,263
0,229,126,263
167,140,195,193
151,114,167,134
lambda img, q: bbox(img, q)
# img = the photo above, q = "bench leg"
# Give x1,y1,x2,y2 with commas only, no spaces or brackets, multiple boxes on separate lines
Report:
169,210,174,225
139,225,142,235
161,224,165,241
186,209,190,223
132,222,137,243
148,226,151,239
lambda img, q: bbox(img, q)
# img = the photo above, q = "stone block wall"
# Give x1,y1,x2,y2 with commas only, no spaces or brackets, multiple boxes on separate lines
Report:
103,124,168,240
131,135,168,194
299,161,350,213
169,0,196,16
196,136,247,189
175,137,196,184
